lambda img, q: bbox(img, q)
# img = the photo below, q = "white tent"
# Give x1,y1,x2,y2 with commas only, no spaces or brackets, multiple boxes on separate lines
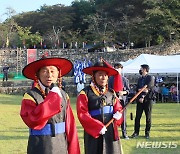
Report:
123,54,180,74
122,54,180,103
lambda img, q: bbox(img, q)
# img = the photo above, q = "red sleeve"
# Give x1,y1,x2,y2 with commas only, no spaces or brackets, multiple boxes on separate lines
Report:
113,97,123,126
76,92,104,138
20,91,61,130
65,98,80,154
113,98,124,140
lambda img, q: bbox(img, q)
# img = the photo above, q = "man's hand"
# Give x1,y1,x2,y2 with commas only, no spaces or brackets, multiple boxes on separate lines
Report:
113,111,122,120
139,98,144,103
99,126,107,135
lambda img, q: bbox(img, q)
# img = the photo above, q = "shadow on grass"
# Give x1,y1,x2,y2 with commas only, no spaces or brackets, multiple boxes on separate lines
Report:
152,129,180,132
0,135,27,140
152,123,180,127
129,135,180,141
0,100,21,105
0,128,28,140
149,136,180,141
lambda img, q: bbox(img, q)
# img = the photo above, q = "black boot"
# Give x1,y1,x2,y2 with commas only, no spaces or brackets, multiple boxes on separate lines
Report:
131,132,139,138
145,132,150,139
122,132,129,139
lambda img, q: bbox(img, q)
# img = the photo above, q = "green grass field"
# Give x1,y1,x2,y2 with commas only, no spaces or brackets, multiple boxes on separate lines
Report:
0,94,179,154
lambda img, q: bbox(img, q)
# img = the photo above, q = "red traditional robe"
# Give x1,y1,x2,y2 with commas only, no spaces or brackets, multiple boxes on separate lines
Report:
20,86,80,154
76,86,123,139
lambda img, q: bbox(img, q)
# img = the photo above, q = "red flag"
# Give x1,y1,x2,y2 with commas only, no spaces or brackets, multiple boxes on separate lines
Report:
27,49,37,64
101,58,123,92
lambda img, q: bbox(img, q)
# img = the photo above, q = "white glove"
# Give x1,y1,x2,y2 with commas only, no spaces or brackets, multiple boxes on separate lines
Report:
99,126,107,135
139,98,144,103
50,87,62,97
113,111,122,120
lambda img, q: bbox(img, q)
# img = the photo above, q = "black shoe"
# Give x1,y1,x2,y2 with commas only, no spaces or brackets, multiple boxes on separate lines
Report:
145,134,150,139
131,132,139,138
122,134,129,139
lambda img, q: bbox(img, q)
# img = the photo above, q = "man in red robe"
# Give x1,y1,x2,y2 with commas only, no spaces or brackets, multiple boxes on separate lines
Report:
76,59,124,154
20,57,80,154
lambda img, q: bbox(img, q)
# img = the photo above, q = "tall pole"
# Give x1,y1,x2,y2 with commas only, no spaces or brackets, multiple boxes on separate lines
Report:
16,47,18,76
105,85,147,128
177,73,179,103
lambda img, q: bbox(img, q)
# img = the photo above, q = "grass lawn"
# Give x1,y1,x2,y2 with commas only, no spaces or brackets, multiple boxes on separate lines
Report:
0,94,179,154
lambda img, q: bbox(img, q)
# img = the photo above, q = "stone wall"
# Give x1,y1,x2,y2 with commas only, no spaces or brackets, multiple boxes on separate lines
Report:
0,41,179,96
0,41,179,72
0,77,87,96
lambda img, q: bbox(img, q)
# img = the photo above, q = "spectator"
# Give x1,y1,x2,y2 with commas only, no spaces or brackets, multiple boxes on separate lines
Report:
108,62,130,139
153,83,160,102
161,83,170,102
2,64,9,81
170,83,177,102
131,64,155,139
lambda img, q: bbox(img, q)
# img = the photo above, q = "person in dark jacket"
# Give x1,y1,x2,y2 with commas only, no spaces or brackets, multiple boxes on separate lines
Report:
2,64,9,81
108,63,130,139
131,64,155,139
76,60,124,154
20,57,80,154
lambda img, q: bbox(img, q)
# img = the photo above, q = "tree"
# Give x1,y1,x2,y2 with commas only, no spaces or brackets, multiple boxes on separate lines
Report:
16,25,42,48
14,4,75,35
142,0,180,45
71,0,96,33
2,7,17,48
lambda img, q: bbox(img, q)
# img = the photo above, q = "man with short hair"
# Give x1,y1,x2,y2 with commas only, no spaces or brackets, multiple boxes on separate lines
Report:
131,64,155,139
108,63,130,139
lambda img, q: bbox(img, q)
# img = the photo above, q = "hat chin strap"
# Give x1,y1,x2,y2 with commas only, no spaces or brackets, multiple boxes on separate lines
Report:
91,77,107,94
92,75,106,89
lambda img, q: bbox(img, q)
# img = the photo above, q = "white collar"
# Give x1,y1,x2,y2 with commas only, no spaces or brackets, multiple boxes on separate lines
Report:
38,80,46,91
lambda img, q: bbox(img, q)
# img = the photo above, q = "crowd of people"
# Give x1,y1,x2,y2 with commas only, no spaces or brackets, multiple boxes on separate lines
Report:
153,82,179,103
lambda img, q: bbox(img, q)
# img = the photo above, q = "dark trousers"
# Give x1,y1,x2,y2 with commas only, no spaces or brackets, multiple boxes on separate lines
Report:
120,99,127,136
121,110,127,136
134,100,153,135
3,73,8,81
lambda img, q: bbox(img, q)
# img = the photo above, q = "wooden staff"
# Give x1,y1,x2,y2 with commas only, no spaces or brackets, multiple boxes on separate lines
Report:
105,85,148,128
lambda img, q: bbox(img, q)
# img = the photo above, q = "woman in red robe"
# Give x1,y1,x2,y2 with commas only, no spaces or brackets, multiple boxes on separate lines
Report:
20,57,80,154
76,60,124,154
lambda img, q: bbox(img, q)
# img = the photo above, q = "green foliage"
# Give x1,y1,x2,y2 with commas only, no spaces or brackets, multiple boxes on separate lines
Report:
0,0,179,48
156,35,165,44
16,25,42,48
143,0,180,43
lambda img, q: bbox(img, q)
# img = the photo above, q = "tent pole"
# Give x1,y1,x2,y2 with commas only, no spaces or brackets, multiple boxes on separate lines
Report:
177,73,179,103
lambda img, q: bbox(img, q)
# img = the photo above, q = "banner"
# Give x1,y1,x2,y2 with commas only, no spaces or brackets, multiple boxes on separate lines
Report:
27,49,37,64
